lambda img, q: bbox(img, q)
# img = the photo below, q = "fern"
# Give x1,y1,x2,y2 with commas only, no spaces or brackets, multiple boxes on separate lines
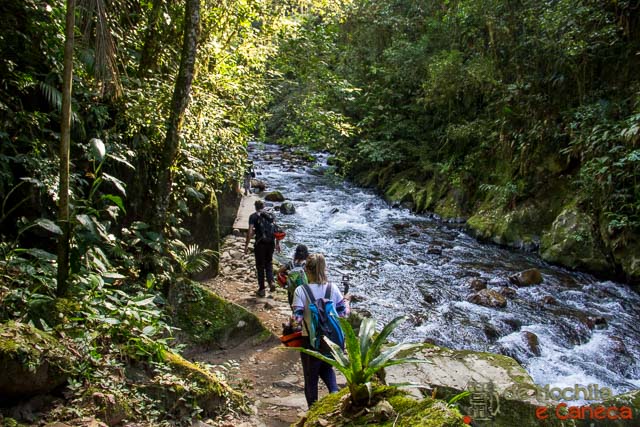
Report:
38,81,81,124
169,240,215,275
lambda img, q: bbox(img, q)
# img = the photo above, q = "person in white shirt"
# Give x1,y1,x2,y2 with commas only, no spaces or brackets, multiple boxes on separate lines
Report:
291,253,349,407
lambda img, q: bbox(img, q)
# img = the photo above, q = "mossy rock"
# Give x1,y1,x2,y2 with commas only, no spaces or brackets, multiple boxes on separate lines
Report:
385,179,418,205
606,230,640,285
301,386,466,427
265,191,286,202
434,190,465,219
384,344,575,426
169,281,273,348
540,203,612,273
0,321,71,399
158,350,245,417
27,297,80,330
467,202,547,251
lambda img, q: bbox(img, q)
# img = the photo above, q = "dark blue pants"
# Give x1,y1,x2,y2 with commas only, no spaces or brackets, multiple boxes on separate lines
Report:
254,241,274,290
301,350,338,407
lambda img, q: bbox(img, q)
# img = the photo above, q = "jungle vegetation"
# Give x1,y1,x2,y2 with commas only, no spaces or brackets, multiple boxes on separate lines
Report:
1,0,639,424
265,0,640,283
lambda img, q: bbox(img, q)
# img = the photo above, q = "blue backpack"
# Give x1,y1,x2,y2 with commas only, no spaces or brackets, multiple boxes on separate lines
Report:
301,284,345,356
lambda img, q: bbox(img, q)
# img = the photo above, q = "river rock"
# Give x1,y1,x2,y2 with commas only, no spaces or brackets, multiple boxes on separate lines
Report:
593,316,608,330
468,278,487,291
540,203,612,274
508,268,543,286
426,246,442,255
160,350,244,417
392,222,411,231
265,191,285,202
280,201,296,214
609,336,628,356
499,287,517,298
521,331,541,356
168,281,273,348
0,321,71,399
541,295,556,305
385,344,549,426
467,289,507,308
250,179,266,192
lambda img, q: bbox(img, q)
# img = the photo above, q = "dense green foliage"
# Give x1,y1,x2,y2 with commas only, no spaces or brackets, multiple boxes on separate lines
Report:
266,0,640,282
0,0,288,423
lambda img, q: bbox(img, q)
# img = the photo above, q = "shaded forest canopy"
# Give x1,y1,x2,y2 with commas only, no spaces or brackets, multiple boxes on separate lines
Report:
0,0,639,424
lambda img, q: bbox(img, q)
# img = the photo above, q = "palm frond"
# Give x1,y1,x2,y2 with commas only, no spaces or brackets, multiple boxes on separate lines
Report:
39,81,62,112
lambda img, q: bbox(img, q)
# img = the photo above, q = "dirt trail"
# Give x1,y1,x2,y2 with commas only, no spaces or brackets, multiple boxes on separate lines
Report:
190,235,342,427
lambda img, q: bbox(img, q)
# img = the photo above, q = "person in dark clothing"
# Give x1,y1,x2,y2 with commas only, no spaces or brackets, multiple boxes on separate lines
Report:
244,199,280,297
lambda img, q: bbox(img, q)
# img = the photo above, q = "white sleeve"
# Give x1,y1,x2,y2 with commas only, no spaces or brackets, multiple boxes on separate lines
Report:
292,285,306,310
331,283,344,304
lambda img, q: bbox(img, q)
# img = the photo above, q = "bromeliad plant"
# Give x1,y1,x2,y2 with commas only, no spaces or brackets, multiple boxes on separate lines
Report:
295,315,425,408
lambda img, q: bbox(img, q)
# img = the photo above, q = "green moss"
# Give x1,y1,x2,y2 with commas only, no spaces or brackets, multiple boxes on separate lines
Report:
152,350,245,417
302,386,466,427
385,179,417,203
0,321,71,398
434,192,463,218
170,281,272,347
540,201,612,273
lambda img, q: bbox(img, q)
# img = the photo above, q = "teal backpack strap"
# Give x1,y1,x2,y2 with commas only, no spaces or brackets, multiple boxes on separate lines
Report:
301,284,317,349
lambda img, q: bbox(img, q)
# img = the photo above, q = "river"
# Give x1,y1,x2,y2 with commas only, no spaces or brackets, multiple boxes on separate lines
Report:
249,142,640,398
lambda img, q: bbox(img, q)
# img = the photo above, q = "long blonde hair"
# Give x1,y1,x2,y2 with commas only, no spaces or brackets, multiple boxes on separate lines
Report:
305,253,327,285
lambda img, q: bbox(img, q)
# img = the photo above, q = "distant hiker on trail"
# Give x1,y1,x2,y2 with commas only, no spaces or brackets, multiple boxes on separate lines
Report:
291,253,350,407
245,199,280,297
243,161,255,195
277,244,309,307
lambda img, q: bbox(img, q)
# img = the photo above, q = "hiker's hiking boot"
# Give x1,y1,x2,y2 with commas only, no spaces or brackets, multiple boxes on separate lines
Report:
257,288,266,297
269,283,277,292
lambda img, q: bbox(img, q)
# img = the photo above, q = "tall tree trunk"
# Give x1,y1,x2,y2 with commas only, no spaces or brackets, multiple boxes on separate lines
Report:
56,0,76,296
154,0,200,230
138,0,164,78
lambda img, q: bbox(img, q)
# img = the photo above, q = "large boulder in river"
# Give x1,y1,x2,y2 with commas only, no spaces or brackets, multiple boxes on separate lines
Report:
280,201,296,214
540,203,612,274
250,179,266,192
385,344,560,427
265,191,285,202
509,268,543,286
0,321,71,399
168,281,273,348
468,277,487,291
521,331,541,356
467,288,507,308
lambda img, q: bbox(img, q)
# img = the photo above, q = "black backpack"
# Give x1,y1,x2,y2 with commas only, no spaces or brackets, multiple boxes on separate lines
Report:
254,211,276,243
